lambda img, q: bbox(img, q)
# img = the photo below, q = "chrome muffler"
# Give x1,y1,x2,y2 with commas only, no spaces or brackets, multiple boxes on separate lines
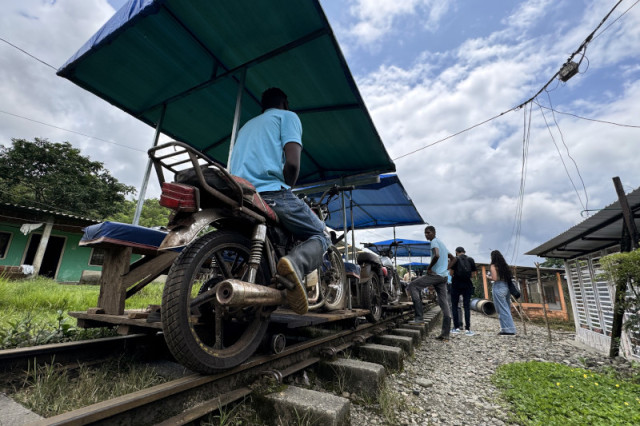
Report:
215,279,286,307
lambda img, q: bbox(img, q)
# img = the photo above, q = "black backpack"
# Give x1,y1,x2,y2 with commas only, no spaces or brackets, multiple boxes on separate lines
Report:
455,255,472,279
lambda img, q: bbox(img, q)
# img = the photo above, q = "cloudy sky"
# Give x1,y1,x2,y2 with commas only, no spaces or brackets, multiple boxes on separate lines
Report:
1,0,639,266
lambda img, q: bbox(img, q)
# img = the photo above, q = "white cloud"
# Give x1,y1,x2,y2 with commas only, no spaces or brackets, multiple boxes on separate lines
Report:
350,0,640,265
345,0,454,46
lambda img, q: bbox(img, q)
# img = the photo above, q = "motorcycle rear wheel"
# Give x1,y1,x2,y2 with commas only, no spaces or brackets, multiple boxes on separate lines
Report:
162,230,270,373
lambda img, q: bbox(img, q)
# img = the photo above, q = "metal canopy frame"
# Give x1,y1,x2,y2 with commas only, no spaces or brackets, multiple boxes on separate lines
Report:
527,186,640,259
57,0,396,193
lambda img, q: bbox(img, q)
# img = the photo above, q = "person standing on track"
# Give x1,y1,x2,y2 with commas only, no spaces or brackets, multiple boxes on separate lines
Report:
408,225,455,341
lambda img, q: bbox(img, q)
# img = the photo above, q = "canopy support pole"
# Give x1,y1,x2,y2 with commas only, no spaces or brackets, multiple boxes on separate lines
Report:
350,193,356,264
340,184,352,310
227,67,247,168
393,226,397,268
133,104,166,226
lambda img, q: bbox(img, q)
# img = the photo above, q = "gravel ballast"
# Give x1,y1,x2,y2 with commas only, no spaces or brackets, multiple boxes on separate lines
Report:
348,311,635,426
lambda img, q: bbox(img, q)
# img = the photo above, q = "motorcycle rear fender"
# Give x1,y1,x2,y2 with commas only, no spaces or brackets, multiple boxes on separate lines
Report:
159,209,226,250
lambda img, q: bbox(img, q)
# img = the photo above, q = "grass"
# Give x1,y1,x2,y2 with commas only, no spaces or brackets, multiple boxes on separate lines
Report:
11,355,166,417
0,276,163,349
493,360,640,425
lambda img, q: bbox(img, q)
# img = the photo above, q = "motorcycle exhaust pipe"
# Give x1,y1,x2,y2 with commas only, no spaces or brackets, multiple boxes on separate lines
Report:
216,279,286,307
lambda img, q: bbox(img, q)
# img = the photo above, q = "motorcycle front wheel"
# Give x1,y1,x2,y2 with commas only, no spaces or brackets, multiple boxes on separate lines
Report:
363,272,382,322
321,246,347,310
162,230,270,373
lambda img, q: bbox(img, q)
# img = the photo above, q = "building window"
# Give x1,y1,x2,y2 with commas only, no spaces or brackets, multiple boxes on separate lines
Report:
0,231,11,258
89,248,105,266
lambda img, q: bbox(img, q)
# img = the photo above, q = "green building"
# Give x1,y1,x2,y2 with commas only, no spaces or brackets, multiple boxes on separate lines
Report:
0,203,103,283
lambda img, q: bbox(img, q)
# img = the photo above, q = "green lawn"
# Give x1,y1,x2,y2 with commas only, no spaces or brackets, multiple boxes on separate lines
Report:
0,276,163,349
493,360,640,425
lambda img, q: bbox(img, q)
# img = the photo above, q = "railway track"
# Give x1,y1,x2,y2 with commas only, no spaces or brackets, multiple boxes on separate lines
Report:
0,334,168,377
5,305,434,426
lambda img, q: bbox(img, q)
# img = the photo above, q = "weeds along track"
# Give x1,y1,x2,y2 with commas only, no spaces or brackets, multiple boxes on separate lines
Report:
0,334,168,378
14,307,421,425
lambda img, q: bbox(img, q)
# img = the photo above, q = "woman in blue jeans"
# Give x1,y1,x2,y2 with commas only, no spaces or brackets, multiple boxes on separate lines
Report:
489,250,516,335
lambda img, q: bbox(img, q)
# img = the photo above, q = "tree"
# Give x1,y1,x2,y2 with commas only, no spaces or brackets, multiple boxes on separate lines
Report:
600,249,640,354
108,198,170,228
0,138,135,219
540,258,564,268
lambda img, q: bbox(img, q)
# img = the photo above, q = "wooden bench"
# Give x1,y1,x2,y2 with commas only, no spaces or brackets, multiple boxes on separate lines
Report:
78,222,179,315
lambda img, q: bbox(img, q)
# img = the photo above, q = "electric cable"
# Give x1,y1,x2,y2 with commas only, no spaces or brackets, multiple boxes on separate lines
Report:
591,0,640,43
537,101,587,213
534,104,640,128
0,37,57,70
544,91,589,213
0,110,146,153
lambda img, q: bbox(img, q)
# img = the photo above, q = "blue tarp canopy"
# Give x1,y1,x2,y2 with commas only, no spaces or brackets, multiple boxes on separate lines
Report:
299,174,424,230
364,238,431,257
57,0,395,187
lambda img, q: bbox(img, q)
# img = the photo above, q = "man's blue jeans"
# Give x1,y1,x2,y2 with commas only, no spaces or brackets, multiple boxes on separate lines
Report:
492,280,516,334
409,273,451,336
260,189,330,252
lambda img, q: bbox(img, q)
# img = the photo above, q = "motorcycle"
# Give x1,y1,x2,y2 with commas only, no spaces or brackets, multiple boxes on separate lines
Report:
363,241,403,304
148,141,347,373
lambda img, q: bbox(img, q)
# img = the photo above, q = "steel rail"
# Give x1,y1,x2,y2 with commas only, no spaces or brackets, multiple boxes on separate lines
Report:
0,334,166,374
34,308,417,425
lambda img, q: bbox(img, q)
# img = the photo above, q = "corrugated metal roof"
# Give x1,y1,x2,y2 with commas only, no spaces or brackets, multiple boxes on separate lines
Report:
0,202,101,226
526,186,640,259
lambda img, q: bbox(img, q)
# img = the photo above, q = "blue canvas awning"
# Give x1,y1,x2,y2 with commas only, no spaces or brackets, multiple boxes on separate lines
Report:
57,0,395,187
299,174,424,230
364,238,431,257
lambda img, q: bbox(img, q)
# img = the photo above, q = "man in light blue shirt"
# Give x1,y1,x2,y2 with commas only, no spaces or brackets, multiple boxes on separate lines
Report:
408,225,454,340
229,88,329,315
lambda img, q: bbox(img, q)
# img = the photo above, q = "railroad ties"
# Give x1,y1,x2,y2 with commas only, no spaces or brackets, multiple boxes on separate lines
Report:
2,303,441,425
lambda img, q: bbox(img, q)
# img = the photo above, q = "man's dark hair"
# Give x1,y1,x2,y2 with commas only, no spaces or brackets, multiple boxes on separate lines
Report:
261,87,288,112
425,225,436,233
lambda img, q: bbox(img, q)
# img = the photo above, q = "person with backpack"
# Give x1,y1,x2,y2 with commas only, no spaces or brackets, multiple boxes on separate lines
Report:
448,247,477,336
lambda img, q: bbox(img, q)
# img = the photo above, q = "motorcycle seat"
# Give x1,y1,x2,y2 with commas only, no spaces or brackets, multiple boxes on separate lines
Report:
231,176,279,223
174,165,278,222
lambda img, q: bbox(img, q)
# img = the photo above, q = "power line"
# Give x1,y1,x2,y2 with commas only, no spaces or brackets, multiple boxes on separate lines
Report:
392,109,514,161
537,101,587,212
0,110,146,153
544,91,589,213
0,37,57,70
534,103,640,128
393,1,635,162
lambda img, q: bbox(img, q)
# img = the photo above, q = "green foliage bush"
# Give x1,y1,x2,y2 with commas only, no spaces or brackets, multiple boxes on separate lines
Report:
493,361,640,425
600,248,640,335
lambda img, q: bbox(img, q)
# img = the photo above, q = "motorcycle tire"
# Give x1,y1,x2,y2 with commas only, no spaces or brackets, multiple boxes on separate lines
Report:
321,246,347,311
161,230,270,374
363,272,382,323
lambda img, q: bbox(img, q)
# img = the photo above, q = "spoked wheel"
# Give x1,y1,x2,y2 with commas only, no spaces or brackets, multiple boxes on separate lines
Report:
321,246,347,310
363,272,382,322
161,230,271,374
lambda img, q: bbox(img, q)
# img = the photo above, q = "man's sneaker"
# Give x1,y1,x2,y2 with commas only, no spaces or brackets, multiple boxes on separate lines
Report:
435,334,449,341
451,328,461,335
464,330,475,336
408,318,425,324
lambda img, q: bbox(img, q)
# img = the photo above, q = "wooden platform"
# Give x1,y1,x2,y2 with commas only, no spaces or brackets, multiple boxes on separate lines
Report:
270,308,369,328
69,307,372,335
69,310,163,335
